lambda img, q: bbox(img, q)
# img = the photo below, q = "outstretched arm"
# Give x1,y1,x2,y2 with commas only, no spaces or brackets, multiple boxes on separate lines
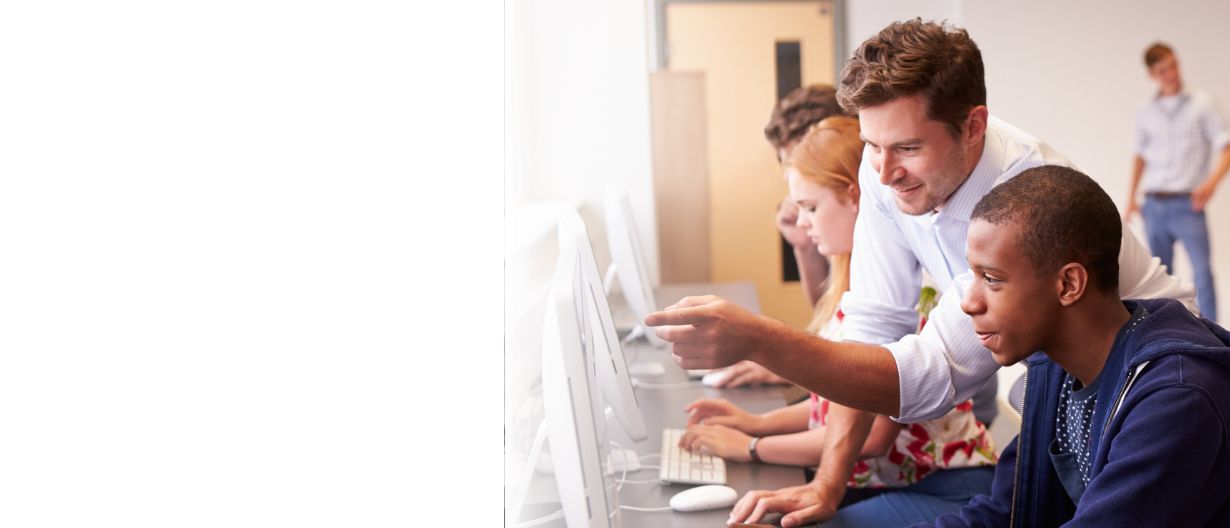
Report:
645,296,902,416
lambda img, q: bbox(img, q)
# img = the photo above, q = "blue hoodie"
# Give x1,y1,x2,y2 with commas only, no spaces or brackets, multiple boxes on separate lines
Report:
917,299,1230,527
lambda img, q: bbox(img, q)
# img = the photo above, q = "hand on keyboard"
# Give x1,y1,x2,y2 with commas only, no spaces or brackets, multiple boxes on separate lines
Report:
679,423,754,463
659,428,727,485
685,398,765,434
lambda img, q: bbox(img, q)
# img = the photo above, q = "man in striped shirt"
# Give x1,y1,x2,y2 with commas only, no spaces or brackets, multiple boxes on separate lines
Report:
1124,42,1230,322
647,19,1196,527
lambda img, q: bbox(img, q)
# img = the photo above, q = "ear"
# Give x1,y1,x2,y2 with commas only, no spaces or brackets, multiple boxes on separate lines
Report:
1056,263,1089,307
847,183,860,204
965,105,989,147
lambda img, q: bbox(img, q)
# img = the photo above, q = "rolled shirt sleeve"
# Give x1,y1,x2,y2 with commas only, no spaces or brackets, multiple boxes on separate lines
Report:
884,274,989,422
1199,96,1230,152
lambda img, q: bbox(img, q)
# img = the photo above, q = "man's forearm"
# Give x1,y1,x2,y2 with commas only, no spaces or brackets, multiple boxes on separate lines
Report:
809,403,875,498
750,319,902,416
794,246,829,307
757,428,827,467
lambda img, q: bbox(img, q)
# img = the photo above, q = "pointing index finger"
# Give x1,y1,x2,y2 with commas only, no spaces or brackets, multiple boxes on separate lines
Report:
643,304,716,327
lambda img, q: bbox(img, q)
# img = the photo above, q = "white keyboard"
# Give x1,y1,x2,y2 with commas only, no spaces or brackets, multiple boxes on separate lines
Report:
659,428,727,485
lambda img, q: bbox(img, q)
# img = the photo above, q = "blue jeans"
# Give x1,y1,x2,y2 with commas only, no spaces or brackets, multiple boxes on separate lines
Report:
817,466,996,527
1142,195,1218,321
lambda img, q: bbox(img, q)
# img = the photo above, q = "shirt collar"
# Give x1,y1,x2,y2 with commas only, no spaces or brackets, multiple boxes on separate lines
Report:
1152,89,1189,103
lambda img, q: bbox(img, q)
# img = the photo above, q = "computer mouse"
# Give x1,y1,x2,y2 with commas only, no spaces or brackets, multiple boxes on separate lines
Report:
685,368,715,379
701,371,729,387
669,484,739,512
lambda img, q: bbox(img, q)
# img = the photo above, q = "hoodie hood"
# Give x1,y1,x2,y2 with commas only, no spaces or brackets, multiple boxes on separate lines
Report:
1121,298,1230,368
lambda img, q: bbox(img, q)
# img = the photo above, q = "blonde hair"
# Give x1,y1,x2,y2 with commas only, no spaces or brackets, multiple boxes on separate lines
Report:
787,116,863,333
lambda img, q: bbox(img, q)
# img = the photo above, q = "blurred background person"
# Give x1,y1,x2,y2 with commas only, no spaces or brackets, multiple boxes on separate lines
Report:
1124,42,1230,322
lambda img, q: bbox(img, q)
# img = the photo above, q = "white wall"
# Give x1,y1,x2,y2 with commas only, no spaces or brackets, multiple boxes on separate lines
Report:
845,0,959,54
965,0,1230,322
505,0,657,410
504,0,658,513
846,0,1230,322
505,0,658,417
507,0,659,280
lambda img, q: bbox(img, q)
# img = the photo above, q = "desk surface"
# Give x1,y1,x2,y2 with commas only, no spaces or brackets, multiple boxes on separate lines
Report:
520,282,806,527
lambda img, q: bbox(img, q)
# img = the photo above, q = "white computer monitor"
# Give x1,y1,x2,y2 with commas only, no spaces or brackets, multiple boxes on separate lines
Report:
603,187,664,346
541,240,621,527
558,210,648,442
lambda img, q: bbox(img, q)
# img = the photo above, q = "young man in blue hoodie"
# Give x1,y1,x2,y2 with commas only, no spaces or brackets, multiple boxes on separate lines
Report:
918,164,1230,527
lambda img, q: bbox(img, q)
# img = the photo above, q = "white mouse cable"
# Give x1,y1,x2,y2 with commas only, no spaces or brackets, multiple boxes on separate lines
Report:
609,442,660,470
631,379,695,390
614,477,660,484
608,441,660,488
608,441,672,513
609,441,630,492
620,504,673,512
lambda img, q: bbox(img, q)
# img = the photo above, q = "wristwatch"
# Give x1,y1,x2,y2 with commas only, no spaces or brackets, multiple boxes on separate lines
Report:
748,436,762,463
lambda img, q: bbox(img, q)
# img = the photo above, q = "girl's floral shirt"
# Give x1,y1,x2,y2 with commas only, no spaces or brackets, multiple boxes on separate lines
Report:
808,308,998,488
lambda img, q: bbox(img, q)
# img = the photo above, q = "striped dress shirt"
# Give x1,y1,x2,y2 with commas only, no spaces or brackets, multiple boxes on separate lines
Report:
840,117,1197,423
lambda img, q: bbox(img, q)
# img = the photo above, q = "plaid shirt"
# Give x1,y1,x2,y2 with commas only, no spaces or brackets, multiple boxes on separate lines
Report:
1134,90,1230,193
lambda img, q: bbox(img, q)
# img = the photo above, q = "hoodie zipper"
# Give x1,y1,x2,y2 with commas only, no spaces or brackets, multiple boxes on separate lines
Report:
1009,369,1028,528
1008,360,1140,528
1098,307,1150,449
1009,361,1149,527
1099,361,1151,448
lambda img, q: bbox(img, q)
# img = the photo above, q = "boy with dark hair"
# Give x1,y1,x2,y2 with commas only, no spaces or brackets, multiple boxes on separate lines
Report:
921,165,1230,526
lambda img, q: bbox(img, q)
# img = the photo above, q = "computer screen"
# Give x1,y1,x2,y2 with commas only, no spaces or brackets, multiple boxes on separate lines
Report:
541,239,621,527
603,187,664,346
558,209,648,442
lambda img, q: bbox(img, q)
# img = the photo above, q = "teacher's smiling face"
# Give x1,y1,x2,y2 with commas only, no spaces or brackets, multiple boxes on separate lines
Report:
858,94,985,216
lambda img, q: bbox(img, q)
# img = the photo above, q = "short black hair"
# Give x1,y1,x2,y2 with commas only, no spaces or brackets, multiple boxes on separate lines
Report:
971,165,1120,293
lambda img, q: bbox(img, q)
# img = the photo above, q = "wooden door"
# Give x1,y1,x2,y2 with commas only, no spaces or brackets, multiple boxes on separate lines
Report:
666,1,834,327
